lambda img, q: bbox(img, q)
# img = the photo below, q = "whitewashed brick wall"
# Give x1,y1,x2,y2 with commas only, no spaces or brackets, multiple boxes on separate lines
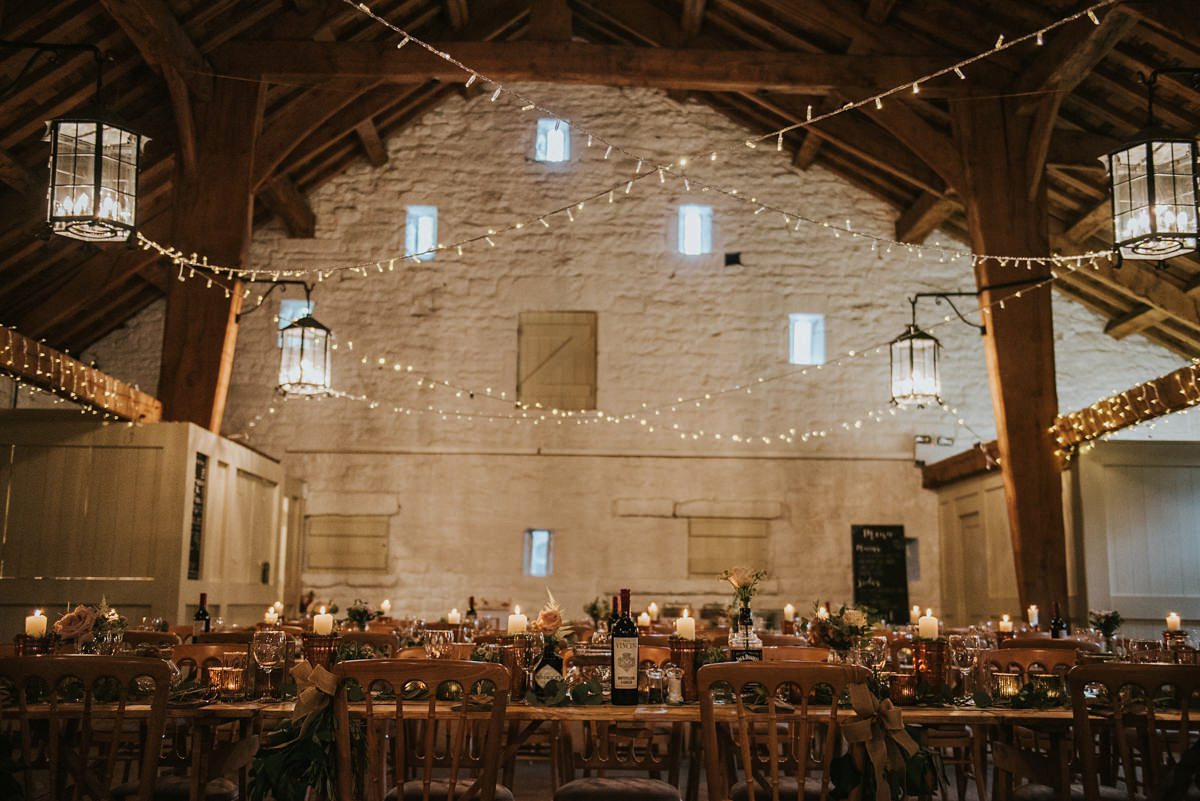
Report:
75,83,1195,624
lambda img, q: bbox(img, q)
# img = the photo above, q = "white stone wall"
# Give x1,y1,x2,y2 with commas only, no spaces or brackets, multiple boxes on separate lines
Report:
80,83,1196,623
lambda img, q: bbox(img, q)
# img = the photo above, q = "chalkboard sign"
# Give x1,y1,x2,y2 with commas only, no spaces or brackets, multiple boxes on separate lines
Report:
851,524,908,624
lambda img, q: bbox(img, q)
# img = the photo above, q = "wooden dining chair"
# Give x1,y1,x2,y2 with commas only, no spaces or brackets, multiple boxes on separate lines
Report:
1069,662,1200,800
758,635,808,648
170,643,243,685
1001,637,1099,652
123,631,182,649
339,629,402,656
697,661,870,801
194,631,253,645
0,655,173,801
332,658,512,801
762,646,831,662
550,718,684,801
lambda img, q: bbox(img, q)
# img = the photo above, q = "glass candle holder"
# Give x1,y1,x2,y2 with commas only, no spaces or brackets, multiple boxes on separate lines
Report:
300,632,339,668
888,671,918,706
665,666,685,705
914,639,948,690
993,671,1022,699
208,666,246,701
14,635,50,656
668,636,707,703
1031,672,1065,701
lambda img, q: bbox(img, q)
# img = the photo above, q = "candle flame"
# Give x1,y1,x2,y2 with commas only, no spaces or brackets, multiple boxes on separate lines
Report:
1002,614,1010,622
319,606,326,614
925,608,932,616
682,609,690,618
34,609,41,616
514,605,520,615
274,601,283,611
451,608,458,615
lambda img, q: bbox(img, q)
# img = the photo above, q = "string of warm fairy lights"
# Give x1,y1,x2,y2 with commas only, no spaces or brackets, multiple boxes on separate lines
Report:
136,0,1123,289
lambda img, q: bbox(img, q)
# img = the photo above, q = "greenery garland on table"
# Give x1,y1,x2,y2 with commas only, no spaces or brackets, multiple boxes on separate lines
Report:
247,703,338,801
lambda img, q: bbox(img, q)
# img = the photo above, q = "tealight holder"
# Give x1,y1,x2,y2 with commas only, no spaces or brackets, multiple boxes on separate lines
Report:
301,633,339,668
209,665,247,701
913,639,948,690
1163,630,1189,648
1031,672,1065,702
993,671,1022,699
888,671,917,706
668,636,708,703
14,635,50,656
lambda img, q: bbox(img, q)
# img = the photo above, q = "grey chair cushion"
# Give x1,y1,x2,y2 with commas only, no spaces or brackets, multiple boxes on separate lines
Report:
554,776,681,801
385,779,514,801
730,776,829,801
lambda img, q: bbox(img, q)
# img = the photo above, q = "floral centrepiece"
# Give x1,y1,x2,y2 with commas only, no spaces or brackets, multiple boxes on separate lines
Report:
343,599,379,631
718,566,767,607
804,602,876,657
532,589,574,649
1088,609,1123,653
53,599,126,652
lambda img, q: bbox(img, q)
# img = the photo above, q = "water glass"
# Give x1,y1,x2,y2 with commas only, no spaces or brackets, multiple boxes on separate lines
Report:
251,630,286,700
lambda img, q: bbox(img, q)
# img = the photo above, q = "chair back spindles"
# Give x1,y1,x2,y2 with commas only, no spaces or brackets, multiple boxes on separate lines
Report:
333,658,511,801
1068,663,1200,800
0,655,173,801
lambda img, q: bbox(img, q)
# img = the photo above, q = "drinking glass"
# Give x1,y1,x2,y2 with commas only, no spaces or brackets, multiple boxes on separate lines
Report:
423,629,454,659
251,630,286,700
512,632,544,696
948,634,976,695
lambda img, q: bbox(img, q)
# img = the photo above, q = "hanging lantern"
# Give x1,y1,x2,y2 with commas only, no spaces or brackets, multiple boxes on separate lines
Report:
45,106,146,242
1106,69,1200,261
1107,134,1198,260
890,324,941,408
278,314,332,395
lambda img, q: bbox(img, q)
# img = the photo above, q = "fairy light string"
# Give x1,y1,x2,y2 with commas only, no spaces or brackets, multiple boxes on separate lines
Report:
137,0,1122,285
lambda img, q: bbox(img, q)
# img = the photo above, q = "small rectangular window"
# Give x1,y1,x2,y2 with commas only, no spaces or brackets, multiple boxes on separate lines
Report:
789,313,826,365
405,205,437,261
524,528,553,576
277,298,313,346
678,204,712,255
535,119,570,162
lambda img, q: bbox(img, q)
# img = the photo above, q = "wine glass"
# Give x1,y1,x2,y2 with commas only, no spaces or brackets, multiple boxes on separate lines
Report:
423,629,453,659
251,630,286,700
512,632,544,697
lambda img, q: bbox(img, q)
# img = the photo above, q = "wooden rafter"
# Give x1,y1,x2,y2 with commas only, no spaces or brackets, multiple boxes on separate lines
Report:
0,326,162,422
354,119,388,167
1055,362,1200,452
444,0,469,29
260,176,316,238
864,0,896,25
527,0,571,40
213,40,968,95
894,191,957,244
681,0,705,37
868,100,963,195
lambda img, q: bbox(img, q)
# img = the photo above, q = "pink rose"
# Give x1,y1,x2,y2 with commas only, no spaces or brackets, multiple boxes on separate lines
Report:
535,609,562,634
54,604,98,641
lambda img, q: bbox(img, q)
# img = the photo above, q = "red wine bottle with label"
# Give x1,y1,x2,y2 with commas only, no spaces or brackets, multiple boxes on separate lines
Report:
611,588,639,705
1049,601,1067,639
193,593,211,638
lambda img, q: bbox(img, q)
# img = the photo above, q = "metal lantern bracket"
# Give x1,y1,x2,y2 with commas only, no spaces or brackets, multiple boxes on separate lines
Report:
907,291,985,336
235,280,315,322
0,40,106,101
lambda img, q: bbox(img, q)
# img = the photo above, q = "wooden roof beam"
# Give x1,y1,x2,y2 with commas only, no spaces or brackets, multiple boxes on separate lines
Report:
0,148,37,194
213,40,969,95
444,0,469,29
0,326,162,422
866,100,962,195
527,0,571,41
354,119,388,167
681,0,705,37
1104,304,1168,338
260,176,315,238
864,0,897,24
894,191,957,244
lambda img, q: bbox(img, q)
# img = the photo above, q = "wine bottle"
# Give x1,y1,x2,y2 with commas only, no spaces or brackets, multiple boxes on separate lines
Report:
465,596,477,622
1049,601,1067,639
533,636,565,695
193,593,211,638
611,588,639,705
608,594,620,629
729,605,763,662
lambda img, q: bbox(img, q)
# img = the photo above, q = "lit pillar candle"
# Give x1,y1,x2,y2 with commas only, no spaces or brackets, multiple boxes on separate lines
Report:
1027,605,1039,627
998,614,1013,632
675,610,696,640
507,605,527,635
381,599,391,616
784,603,796,621
313,606,334,636
918,608,939,640
910,605,921,625
264,607,278,625
447,608,461,624
817,606,830,620
647,602,659,621
1167,612,1182,631
637,611,652,627
274,601,284,614
25,609,47,638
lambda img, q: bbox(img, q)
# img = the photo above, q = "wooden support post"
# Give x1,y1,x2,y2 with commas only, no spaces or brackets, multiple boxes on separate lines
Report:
951,95,1068,613
157,77,263,432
